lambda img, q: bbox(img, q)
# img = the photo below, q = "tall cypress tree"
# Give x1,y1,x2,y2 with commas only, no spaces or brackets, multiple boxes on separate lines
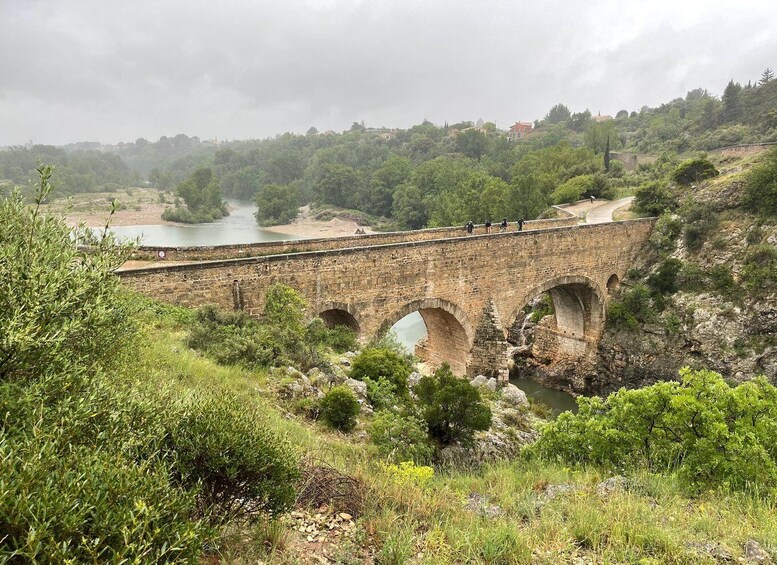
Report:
604,136,611,172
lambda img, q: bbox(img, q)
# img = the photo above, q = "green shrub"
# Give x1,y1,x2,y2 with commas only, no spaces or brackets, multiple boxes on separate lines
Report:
607,284,654,330
647,258,683,295
672,158,719,185
741,244,777,289
681,200,718,251
169,393,300,521
633,181,678,216
415,363,491,446
0,166,136,382
648,212,682,251
368,411,434,463
350,347,412,396
529,293,554,323
320,385,360,432
743,147,777,216
0,437,209,563
305,318,358,353
709,264,734,291
533,368,777,492
365,377,401,411
679,262,707,292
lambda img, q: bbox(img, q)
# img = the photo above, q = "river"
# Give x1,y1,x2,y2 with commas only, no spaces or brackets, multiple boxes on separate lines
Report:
108,199,304,246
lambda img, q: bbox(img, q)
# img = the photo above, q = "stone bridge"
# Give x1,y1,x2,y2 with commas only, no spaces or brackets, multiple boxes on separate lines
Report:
118,219,655,380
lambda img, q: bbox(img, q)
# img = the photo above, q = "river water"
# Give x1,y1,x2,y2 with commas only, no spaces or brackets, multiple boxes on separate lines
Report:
111,202,575,416
108,200,304,246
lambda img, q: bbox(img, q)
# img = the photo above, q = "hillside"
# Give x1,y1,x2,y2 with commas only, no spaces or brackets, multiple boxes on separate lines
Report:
521,148,777,395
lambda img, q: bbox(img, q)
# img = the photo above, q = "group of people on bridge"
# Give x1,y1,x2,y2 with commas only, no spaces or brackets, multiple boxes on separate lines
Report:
466,218,524,235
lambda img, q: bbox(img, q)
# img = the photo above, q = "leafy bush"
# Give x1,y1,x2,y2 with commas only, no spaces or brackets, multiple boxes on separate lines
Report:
681,200,718,251
383,461,435,487
741,243,777,289
169,393,300,521
607,284,653,330
743,147,777,216
255,183,300,226
633,181,678,216
672,158,719,185
550,174,605,204
415,363,491,446
679,262,707,292
350,347,412,396
647,258,683,295
0,166,136,382
320,385,360,432
305,318,358,353
648,212,682,251
187,306,285,368
533,368,777,491
0,437,208,563
368,411,434,463
365,377,401,411
709,264,734,291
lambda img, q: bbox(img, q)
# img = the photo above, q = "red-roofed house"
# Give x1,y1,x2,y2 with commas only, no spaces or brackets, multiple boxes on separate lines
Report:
507,121,533,141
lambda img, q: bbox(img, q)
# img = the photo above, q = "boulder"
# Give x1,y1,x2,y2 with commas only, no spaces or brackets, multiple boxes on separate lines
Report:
744,540,771,563
344,378,367,400
470,375,497,392
407,371,423,388
499,384,528,407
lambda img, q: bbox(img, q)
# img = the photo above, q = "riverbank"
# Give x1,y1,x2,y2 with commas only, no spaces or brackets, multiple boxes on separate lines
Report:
46,192,372,238
263,205,375,238
39,187,175,228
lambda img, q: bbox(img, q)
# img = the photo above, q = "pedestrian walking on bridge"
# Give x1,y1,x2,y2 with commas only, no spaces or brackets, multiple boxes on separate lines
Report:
517,218,524,231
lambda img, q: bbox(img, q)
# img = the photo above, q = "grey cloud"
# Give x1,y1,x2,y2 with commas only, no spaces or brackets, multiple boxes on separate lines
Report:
0,0,775,145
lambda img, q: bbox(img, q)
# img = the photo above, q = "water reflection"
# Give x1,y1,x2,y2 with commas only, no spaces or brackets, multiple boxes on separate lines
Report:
509,375,578,417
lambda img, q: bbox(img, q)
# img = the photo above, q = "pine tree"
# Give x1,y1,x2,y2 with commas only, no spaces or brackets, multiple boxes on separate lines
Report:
760,67,775,86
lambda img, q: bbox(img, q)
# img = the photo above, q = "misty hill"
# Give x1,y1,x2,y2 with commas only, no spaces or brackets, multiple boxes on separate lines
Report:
1,71,775,230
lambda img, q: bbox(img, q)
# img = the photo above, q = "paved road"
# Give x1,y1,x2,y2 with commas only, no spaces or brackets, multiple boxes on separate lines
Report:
585,196,635,224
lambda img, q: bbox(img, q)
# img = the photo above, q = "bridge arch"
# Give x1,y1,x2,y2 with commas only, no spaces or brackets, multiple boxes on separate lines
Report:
508,275,607,360
378,298,472,376
316,302,361,335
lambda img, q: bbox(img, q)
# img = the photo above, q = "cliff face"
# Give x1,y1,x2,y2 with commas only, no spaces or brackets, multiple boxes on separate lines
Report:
525,150,777,395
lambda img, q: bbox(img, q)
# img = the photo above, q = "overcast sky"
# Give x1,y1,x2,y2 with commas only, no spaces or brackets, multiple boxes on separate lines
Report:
1,0,775,146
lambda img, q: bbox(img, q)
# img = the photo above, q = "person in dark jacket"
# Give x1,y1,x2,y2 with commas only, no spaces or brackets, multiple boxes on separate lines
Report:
485,219,492,234
466,220,474,234
500,218,508,232
517,218,524,231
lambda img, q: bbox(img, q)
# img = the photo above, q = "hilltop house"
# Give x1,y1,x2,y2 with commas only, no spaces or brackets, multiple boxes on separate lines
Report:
507,121,533,141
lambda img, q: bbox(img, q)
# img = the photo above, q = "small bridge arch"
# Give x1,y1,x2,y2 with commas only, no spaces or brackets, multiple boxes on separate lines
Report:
378,298,472,376
316,301,361,335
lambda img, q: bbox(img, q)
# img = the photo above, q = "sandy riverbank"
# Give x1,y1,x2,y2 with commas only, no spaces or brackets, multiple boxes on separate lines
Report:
45,192,373,238
263,206,375,238
40,188,176,228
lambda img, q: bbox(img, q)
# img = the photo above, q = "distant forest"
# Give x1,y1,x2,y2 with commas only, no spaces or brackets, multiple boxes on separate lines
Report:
2,70,775,228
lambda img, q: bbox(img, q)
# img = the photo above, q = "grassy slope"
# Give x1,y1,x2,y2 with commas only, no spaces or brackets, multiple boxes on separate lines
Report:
134,305,777,564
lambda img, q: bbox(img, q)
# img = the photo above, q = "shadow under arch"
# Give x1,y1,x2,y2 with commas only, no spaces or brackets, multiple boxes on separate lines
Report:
316,301,361,335
508,274,607,359
378,298,472,376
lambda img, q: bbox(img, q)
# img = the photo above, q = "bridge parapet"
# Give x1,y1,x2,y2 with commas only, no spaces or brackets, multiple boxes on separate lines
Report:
126,216,577,263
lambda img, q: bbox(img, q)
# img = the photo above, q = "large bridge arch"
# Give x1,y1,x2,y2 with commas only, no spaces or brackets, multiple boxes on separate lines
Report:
378,298,472,376
508,275,607,361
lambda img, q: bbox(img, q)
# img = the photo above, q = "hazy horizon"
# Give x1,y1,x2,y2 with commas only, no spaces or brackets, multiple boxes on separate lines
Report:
1,0,775,146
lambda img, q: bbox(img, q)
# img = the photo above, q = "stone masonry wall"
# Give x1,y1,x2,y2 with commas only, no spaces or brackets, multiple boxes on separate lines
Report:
119,219,655,376
127,217,577,262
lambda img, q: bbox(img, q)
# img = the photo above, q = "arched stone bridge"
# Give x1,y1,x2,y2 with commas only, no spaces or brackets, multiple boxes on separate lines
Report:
118,219,655,380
